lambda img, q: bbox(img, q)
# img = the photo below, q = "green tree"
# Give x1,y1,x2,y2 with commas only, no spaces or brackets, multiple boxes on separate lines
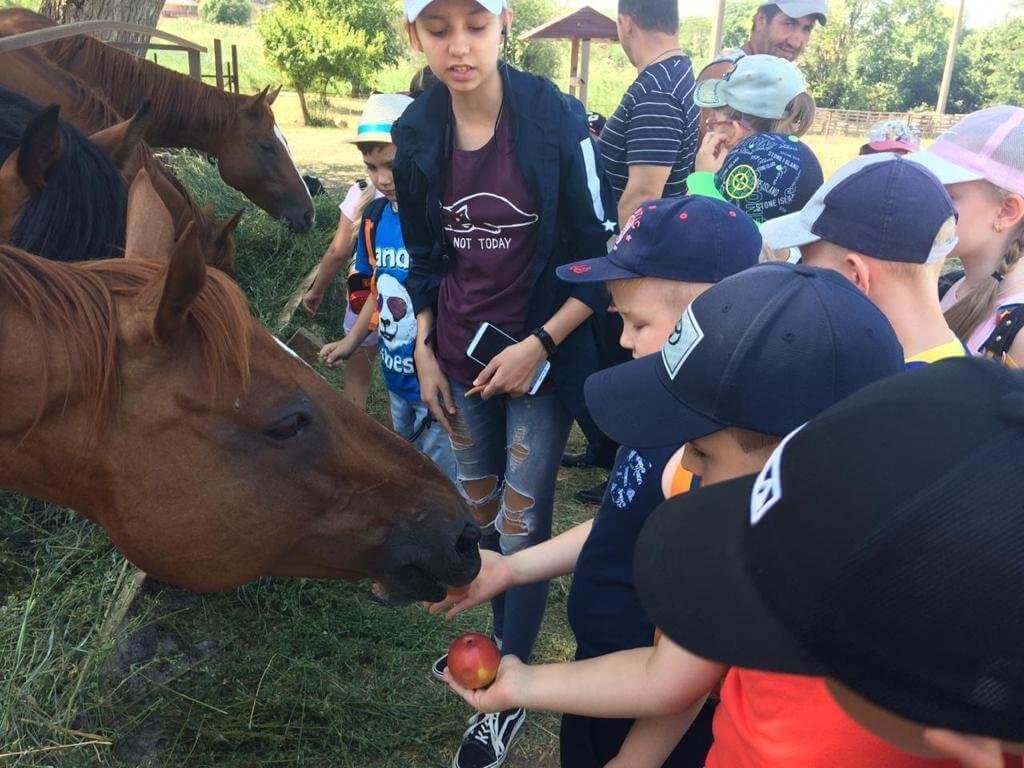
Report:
200,0,251,25
722,0,760,50
259,0,391,123
504,0,561,80
954,18,1024,112
679,14,712,71
800,0,873,109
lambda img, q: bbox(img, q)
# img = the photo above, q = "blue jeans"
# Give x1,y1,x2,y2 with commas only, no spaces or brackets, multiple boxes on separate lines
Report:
389,392,458,483
449,379,573,661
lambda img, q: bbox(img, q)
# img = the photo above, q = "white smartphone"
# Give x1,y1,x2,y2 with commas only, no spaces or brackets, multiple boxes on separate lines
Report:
466,322,551,396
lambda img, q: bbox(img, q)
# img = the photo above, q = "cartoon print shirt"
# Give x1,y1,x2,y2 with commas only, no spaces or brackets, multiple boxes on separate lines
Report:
567,446,682,660
358,204,421,402
437,107,540,385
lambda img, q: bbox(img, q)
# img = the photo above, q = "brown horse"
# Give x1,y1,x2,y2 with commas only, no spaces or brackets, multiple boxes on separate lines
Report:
0,231,480,599
0,8,316,232
0,43,238,270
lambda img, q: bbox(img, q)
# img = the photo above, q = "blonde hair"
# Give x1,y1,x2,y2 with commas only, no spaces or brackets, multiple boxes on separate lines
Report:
944,185,1024,340
719,92,817,137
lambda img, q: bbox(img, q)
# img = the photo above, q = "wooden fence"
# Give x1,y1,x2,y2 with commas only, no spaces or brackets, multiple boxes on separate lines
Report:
811,109,961,138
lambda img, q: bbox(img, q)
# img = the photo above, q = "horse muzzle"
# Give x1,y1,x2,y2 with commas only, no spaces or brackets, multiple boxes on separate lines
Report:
377,519,482,604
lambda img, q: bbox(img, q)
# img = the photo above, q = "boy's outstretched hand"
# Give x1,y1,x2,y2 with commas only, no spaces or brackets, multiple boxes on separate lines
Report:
427,550,515,619
319,338,357,368
444,655,528,713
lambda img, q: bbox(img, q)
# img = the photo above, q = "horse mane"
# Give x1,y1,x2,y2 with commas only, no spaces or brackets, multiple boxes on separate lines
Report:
0,245,253,434
45,34,246,138
0,86,127,263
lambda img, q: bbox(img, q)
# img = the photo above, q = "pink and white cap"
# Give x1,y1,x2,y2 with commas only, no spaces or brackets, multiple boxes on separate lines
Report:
908,106,1024,195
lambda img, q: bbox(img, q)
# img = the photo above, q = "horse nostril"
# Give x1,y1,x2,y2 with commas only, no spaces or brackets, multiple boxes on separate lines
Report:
303,209,315,228
455,522,481,555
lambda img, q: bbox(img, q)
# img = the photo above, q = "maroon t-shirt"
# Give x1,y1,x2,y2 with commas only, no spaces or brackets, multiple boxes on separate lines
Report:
437,109,540,385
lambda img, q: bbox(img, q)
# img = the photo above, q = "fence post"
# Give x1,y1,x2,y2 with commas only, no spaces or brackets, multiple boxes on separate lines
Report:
231,44,240,94
214,38,224,90
187,48,201,81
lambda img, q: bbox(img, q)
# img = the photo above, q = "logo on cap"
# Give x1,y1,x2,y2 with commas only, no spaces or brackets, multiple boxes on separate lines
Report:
724,165,759,200
928,215,959,263
615,206,646,247
749,424,804,525
569,264,591,275
662,305,704,380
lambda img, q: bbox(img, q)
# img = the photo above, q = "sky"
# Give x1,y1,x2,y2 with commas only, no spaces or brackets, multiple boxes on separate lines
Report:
560,0,1018,29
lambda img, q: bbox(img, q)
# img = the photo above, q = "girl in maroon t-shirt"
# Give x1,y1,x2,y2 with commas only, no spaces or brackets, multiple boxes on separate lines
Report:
394,1,617,765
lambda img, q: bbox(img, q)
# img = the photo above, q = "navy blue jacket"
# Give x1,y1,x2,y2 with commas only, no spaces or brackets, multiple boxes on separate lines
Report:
392,64,617,418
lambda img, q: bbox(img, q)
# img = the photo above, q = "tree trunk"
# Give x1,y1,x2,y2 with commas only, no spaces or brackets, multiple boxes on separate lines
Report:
38,0,167,47
296,86,311,126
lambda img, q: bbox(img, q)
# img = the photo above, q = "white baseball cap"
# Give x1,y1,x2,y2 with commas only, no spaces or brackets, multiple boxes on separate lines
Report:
348,93,414,145
694,54,808,120
772,0,828,23
405,0,503,22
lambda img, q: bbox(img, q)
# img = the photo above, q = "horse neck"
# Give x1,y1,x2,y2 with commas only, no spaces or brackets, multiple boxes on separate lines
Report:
55,37,244,152
0,305,112,521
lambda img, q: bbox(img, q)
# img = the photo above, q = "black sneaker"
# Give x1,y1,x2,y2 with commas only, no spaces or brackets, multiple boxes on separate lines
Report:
574,479,608,506
433,634,501,681
452,708,526,768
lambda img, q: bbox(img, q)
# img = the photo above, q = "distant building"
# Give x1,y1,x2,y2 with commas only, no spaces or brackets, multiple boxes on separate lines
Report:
162,0,199,18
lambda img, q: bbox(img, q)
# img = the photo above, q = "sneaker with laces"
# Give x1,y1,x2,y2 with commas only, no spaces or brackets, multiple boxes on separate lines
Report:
452,708,526,768
432,634,501,681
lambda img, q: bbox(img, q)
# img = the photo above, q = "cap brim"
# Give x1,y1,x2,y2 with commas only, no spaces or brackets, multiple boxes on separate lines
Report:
347,132,392,145
634,476,826,676
693,78,727,109
760,211,821,250
406,0,502,20
584,354,725,449
556,256,641,284
906,150,984,187
866,140,917,153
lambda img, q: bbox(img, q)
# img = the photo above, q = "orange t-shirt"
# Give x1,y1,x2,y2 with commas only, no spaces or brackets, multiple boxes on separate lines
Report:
705,669,961,768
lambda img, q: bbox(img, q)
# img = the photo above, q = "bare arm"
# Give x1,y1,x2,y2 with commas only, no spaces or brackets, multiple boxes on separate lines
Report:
606,698,710,768
304,212,358,314
430,519,594,619
617,164,673,228
414,309,456,435
468,297,594,399
446,634,723,720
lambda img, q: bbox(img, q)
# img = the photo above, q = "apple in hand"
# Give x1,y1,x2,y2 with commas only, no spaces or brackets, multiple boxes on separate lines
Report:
447,633,501,690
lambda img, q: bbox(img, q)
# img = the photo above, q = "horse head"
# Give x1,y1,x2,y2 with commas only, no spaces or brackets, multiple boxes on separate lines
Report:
0,231,480,599
215,85,315,234
0,97,143,261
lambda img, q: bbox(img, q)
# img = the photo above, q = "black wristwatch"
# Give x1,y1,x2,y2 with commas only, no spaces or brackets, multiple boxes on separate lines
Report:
531,327,558,358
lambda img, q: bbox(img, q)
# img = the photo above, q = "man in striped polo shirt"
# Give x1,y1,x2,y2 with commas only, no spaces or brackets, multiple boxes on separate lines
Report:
601,0,700,227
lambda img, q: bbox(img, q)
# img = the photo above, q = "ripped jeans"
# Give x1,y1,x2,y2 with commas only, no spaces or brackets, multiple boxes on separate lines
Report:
449,379,573,662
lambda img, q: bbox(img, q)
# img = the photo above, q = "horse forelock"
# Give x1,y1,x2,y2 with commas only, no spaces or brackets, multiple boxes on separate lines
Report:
1,87,127,263
0,246,253,436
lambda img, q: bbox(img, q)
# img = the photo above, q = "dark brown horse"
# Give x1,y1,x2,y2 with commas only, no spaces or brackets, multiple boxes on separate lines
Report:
0,231,479,598
0,8,316,232
0,46,238,270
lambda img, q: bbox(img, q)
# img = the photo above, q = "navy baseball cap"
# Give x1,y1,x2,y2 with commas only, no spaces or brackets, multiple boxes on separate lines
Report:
634,358,1024,741
761,154,959,264
716,133,824,224
584,262,904,449
557,196,762,285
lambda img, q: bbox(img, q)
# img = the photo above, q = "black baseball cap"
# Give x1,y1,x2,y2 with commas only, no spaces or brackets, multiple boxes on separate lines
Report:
584,262,904,449
761,154,959,265
556,196,761,285
635,357,1024,741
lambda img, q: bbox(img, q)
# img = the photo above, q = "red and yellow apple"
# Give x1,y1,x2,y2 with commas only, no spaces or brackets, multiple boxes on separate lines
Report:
447,632,501,690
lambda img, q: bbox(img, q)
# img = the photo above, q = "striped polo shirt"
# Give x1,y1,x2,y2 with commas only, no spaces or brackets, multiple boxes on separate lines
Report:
599,55,700,203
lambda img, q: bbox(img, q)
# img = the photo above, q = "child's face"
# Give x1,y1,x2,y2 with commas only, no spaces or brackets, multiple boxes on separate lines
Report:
362,145,397,202
408,0,509,95
609,278,711,358
947,180,1017,262
679,430,778,487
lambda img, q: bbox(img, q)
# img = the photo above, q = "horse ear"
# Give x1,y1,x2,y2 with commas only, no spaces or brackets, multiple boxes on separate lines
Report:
126,168,175,261
89,101,152,176
245,86,271,115
267,85,282,106
153,221,206,346
17,105,63,194
216,209,244,246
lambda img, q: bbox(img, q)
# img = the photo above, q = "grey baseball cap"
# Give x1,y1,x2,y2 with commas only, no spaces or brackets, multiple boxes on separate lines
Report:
694,54,808,120
770,0,828,23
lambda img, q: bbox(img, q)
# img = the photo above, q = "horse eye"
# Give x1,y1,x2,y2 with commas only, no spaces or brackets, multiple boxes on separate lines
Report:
259,140,276,153
264,412,311,441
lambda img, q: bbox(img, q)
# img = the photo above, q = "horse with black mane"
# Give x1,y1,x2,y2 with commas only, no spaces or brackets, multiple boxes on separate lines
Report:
0,85,136,262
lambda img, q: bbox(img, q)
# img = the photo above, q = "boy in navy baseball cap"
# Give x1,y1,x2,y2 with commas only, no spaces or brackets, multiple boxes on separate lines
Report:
441,264,931,768
432,195,761,768
634,357,1024,763
763,154,966,367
